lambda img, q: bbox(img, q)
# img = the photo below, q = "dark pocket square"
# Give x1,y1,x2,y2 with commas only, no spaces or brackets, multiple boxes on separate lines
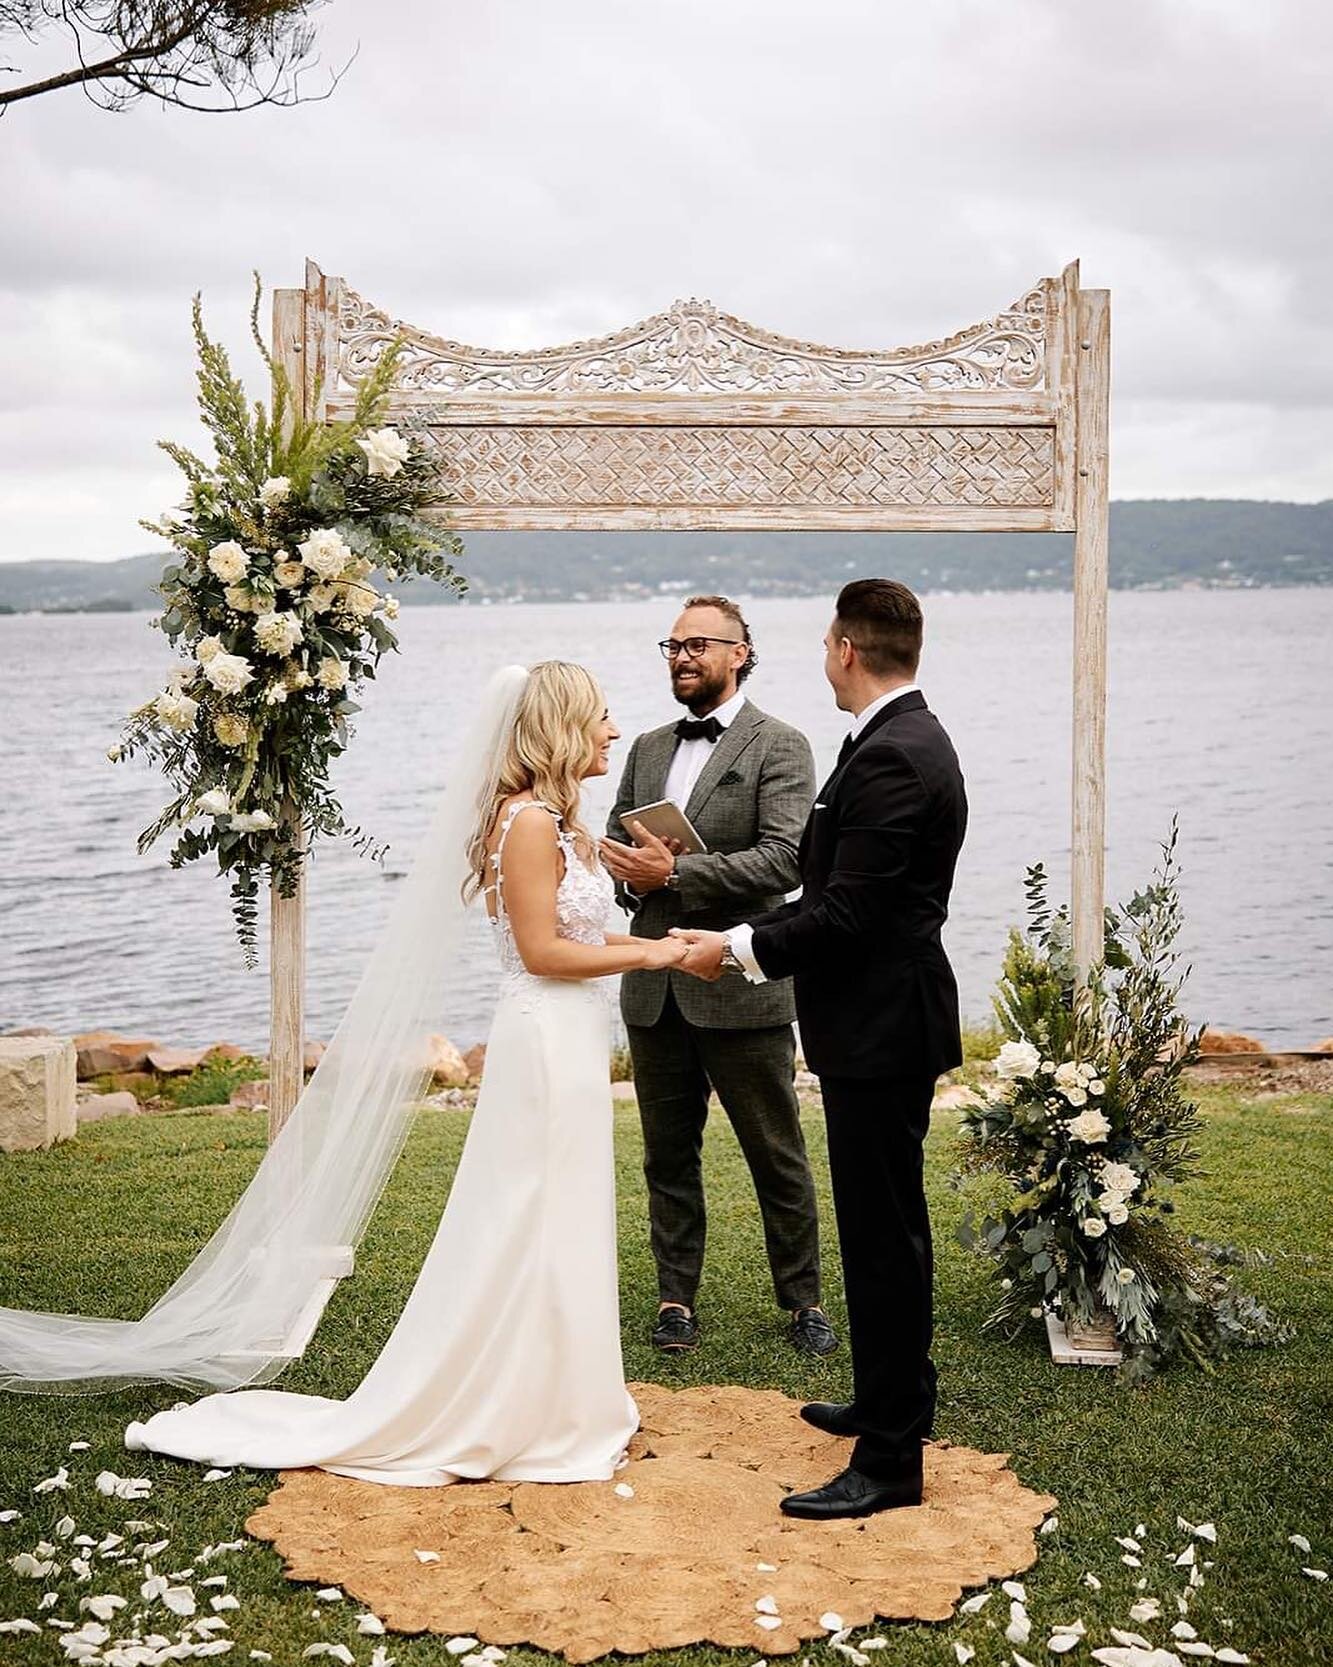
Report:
716,769,743,786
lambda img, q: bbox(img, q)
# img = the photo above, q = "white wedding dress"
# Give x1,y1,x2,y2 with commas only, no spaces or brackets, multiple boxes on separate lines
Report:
125,801,639,1485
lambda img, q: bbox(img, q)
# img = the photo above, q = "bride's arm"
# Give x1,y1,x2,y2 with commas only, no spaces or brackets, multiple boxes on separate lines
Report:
500,811,687,979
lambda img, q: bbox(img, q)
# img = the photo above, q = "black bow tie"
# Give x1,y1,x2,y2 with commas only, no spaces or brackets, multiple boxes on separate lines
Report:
675,715,723,743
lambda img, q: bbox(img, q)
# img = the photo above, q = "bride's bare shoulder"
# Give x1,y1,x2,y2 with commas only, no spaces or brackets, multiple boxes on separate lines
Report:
488,795,560,859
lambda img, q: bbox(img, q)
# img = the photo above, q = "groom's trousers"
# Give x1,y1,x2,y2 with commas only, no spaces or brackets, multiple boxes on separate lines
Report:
819,1071,937,1480
628,988,821,1313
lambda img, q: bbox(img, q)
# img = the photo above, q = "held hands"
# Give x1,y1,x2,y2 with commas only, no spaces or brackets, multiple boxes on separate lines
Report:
598,822,683,893
639,935,691,971
668,928,728,981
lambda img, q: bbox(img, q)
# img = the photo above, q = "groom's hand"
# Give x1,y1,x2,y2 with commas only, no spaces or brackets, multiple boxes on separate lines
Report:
669,928,727,981
598,822,681,893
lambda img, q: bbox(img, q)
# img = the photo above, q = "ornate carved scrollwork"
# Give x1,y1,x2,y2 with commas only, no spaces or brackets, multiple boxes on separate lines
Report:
334,282,1053,398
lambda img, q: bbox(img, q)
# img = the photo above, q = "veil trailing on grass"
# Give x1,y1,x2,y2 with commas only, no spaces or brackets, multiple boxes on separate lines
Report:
0,664,531,1395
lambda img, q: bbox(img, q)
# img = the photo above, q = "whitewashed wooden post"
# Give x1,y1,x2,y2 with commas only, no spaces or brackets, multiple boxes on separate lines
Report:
268,286,308,1139
1071,290,1111,983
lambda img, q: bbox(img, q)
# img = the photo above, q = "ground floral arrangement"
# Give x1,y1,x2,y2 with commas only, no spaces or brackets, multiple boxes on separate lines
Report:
956,828,1290,1382
111,281,463,962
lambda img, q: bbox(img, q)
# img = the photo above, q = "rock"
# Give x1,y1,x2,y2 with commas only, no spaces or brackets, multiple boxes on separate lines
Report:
100,1070,158,1098
303,1040,326,1074
229,1079,270,1110
0,1035,78,1152
73,1031,160,1079
463,1043,487,1083
1200,1028,1266,1055
425,1035,469,1087
76,1091,142,1124
146,1046,208,1075
202,1041,247,1065
4,1026,56,1038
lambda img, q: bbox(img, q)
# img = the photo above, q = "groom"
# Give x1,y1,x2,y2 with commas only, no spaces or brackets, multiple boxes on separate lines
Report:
675,579,967,1519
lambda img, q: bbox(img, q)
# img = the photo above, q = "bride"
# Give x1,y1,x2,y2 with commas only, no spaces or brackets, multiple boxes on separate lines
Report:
4,661,689,1485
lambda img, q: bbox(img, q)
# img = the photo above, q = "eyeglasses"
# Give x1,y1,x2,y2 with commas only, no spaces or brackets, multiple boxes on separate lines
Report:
658,636,744,661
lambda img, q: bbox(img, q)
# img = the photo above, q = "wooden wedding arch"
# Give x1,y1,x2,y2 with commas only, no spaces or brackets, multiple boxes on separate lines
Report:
267,258,1109,1135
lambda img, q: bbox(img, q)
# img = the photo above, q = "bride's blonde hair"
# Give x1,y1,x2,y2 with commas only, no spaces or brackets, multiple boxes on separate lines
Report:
465,660,604,899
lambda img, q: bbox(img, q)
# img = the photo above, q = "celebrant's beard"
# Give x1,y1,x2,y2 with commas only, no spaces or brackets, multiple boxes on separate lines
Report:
671,665,733,715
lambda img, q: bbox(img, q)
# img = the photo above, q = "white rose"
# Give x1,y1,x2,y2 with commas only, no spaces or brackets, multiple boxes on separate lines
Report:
995,1040,1041,1081
1101,1162,1140,1195
1097,1190,1126,1211
1081,1217,1107,1238
1105,1203,1130,1225
195,788,231,817
196,635,225,664
298,527,354,581
356,425,410,478
202,652,255,696
1090,1078,1106,1095
1053,1061,1083,1092
1066,1107,1111,1144
253,609,304,656
264,683,288,706
285,665,312,690
342,582,379,618
259,476,292,507
153,690,198,732
306,582,336,614
274,559,306,588
317,656,349,691
1117,1267,1137,1284
206,541,249,583
224,584,254,612
1039,1060,1056,1074
1062,1085,1089,1108
231,810,275,833
382,594,400,620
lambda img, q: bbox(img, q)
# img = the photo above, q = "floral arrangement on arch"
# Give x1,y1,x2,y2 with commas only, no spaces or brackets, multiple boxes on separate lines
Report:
956,826,1289,1380
111,280,464,962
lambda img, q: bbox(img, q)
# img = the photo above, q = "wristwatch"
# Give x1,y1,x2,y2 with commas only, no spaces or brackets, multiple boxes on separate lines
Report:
664,859,681,891
719,939,745,975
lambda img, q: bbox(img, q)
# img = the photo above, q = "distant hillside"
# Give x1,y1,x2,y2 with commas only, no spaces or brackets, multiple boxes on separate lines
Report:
1,499,1328,612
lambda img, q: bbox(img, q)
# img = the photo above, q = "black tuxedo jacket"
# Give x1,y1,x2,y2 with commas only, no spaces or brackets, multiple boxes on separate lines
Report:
750,690,967,1081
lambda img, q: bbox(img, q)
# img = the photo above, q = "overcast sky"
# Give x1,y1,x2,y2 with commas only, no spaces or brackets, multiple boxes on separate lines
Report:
2,0,1329,562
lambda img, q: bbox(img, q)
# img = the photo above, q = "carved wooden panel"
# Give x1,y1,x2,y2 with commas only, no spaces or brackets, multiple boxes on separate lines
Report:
334,284,1052,398
420,423,1054,511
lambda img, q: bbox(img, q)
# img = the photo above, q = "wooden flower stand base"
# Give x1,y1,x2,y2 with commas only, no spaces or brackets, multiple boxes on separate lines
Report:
1045,1309,1123,1367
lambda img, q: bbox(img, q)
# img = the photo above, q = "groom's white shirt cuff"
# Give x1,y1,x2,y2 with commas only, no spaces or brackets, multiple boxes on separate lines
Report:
725,924,767,983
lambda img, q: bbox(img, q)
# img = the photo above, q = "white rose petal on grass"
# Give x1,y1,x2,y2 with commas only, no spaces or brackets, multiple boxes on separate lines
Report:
1047,1636,1080,1655
0,1618,42,1634
1178,1646,1215,1659
1106,1632,1153,1651
34,1467,72,1494
959,1591,992,1612
1040,1514,1060,1535
953,1646,975,1665
67,1441,91,1453
1082,1573,1103,1590
211,1594,241,1611
357,1613,387,1635
755,1616,783,1632
38,1591,60,1610
55,1515,76,1539
1289,1533,1312,1553
1192,1523,1217,1542
1175,1544,1196,1567
79,1595,127,1621
162,1587,196,1616
1214,1652,1251,1664
194,1644,237,1659
1303,1567,1329,1580
249,1654,274,1663
203,1470,232,1483
0,1510,20,1523
754,1596,779,1615
820,1612,845,1631
613,1483,635,1499
1130,1599,1162,1622
303,1648,355,1665
315,1586,343,1601
8,1552,56,1578
1122,1554,1142,1567
1005,1610,1032,1645
444,1634,480,1650
368,1649,397,1667
413,1549,440,1564
1002,1581,1028,1602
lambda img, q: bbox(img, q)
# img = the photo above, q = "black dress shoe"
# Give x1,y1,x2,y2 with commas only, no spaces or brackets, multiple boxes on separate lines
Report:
780,1463,923,1519
799,1400,859,1437
652,1304,700,1352
789,1306,839,1356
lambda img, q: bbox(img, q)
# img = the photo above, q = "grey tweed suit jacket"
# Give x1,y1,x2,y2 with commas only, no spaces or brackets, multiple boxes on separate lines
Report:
607,699,815,1030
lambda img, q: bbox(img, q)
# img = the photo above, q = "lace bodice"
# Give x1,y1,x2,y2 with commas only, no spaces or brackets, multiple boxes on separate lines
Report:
485,800,615,985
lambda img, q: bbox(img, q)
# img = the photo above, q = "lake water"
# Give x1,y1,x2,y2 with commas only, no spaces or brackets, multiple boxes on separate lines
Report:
1,590,1330,1053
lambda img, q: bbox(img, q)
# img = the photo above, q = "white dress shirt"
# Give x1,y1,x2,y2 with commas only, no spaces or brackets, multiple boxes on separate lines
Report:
726,684,921,983
663,687,747,809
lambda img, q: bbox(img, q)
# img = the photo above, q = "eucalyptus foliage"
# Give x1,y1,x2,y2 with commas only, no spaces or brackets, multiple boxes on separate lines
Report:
113,279,464,963
957,826,1289,1380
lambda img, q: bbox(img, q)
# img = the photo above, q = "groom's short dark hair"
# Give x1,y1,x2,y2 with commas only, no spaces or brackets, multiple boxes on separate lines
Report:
834,579,923,676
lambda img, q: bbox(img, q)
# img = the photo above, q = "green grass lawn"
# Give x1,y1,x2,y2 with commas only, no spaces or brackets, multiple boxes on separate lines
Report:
0,1078,1330,1666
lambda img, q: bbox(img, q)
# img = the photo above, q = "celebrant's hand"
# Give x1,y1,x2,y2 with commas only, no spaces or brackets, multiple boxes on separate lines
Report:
598,822,682,892
670,928,728,981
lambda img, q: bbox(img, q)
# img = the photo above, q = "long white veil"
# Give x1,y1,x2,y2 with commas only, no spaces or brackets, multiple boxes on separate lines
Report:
0,664,531,1395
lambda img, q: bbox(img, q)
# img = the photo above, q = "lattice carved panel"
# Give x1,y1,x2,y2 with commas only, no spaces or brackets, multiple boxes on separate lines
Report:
417,424,1055,511
335,284,1053,398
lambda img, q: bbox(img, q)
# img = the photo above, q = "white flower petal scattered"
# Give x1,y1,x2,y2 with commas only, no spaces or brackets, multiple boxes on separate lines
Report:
445,1638,479,1654
1172,1622,1198,1639
249,1654,273,1662
1048,1636,1080,1655
1288,1533,1312,1553
203,1470,233,1484
303,1648,355,1665
162,1587,197,1617
80,1594,127,1621
1175,1544,1196,1566
1002,1580,1028,1602
755,1596,779,1615
960,1591,992,1612
820,1612,844,1630
1192,1522,1217,1542
755,1562,777,1573
1130,1599,1162,1622
94,1472,152,1501
357,1613,387,1635
1116,1537,1142,1552
1083,1573,1103,1590
1177,1646,1215,1659
1040,1515,1060,1535
1122,1555,1142,1567
953,1646,975,1665
211,1594,241,1611
0,1618,42,1634
412,1549,439,1564
368,1649,397,1667
34,1467,72,1494
1302,1567,1329,1580
0,1510,21,1523
755,1616,783,1632
1108,1630,1153,1649
1214,1652,1250,1664
315,1587,343,1601
8,1552,56,1578
613,1483,635,1499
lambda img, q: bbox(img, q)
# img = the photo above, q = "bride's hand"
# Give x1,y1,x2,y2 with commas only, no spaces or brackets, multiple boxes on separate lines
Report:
639,936,689,970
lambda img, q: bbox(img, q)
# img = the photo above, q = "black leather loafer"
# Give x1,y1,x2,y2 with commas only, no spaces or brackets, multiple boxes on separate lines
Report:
779,1463,923,1519
789,1306,839,1356
799,1400,859,1437
652,1304,700,1352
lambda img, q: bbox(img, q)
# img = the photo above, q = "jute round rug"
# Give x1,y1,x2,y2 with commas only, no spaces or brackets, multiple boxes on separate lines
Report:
245,1383,1057,1661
